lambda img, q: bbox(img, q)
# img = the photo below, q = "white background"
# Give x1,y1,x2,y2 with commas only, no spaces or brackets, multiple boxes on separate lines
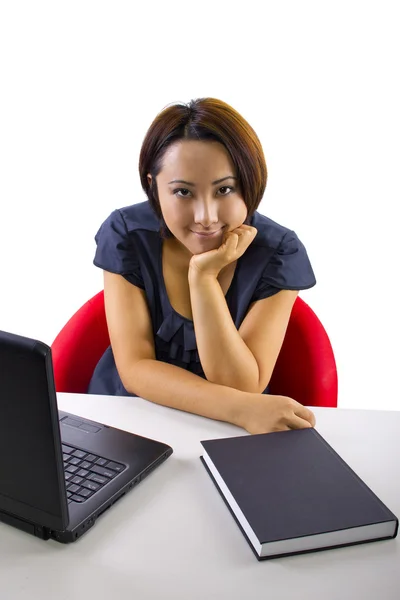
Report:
0,1,398,410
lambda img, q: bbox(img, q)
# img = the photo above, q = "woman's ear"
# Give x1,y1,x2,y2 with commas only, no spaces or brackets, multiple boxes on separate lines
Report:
147,174,152,187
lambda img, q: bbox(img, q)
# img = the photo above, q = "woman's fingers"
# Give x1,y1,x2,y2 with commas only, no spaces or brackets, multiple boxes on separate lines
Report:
235,224,256,233
288,414,314,430
294,403,316,427
222,232,239,252
227,227,256,255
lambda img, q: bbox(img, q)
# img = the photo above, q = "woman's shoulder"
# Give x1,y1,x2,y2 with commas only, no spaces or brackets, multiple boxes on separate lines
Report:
250,210,293,250
92,201,159,285
247,210,316,298
116,201,160,234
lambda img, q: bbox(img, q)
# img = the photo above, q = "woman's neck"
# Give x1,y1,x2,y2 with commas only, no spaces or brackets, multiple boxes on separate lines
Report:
164,237,192,268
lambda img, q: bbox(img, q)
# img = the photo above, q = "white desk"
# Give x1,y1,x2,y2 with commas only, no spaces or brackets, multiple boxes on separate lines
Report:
1,394,399,600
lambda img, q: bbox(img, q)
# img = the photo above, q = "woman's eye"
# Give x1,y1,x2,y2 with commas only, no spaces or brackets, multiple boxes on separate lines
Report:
219,186,234,195
174,188,191,197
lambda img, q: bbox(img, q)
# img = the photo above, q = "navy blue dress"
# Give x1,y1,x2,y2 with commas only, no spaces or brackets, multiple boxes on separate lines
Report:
87,201,316,396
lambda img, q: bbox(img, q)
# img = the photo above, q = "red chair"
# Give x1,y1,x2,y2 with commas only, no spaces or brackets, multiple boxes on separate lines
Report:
51,291,338,407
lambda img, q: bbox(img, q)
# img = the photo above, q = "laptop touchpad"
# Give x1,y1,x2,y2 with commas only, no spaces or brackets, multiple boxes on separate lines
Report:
60,416,102,433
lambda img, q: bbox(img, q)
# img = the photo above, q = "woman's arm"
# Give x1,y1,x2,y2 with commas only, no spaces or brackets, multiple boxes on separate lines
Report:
126,357,246,426
187,225,299,393
189,269,298,393
104,271,244,424
189,270,259,392
124,357,315,434
103,272,315,433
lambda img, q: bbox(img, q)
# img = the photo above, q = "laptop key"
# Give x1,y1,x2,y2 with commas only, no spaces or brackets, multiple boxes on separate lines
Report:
69,457,81,466
72,450,87,459
78,488,93,499
66,465,79,474
65,472,73,481
70,494,85,503
68,484,81,494
85,454,98,463
76,468,90,478
90,465,117,479
106,461,125,473
95,458,108,467
62,444,74,454
81,480,100,492
80,461,92,470
71,476,84,485
88,473,107,485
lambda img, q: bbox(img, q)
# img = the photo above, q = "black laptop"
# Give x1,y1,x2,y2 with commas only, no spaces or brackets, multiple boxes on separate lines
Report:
0,329,173,543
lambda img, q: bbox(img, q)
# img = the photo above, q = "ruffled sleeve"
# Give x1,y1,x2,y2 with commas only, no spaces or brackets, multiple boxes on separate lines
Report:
93,209,145,289
251,230,316,302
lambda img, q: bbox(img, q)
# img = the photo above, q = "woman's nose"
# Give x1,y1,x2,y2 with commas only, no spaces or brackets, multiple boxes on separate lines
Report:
193,200,219,227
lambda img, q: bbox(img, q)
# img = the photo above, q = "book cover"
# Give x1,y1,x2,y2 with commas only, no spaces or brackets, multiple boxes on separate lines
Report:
200,428,398,560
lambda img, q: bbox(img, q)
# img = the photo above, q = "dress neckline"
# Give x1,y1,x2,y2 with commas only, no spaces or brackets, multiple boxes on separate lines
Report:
158,236,239,324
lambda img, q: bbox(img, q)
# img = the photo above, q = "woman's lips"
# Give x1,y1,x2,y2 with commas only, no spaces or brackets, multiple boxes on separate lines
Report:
191,228,223,238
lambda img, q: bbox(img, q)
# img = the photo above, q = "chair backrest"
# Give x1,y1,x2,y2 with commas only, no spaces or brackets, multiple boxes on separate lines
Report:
51,291,338,407
52,291,109,394
268,298,338,407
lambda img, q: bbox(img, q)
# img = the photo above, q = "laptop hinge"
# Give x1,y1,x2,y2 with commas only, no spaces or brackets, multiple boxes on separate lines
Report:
0,510,51,540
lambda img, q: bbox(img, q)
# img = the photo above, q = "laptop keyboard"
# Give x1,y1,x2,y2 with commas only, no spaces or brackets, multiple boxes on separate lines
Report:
62,444,126,504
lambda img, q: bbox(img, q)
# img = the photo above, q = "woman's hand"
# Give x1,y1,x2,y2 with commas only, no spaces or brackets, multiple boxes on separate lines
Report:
189,224,258,278
237,393,316,435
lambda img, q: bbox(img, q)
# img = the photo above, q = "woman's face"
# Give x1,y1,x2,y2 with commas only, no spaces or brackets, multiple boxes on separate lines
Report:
148,140,248,256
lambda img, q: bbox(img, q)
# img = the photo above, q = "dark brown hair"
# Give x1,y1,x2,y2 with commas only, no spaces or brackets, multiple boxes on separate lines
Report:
138,98,267,238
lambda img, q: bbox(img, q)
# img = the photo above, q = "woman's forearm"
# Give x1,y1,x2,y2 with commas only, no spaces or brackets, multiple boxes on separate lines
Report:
123,358,316,435
189,270,260,392
124,358,248,427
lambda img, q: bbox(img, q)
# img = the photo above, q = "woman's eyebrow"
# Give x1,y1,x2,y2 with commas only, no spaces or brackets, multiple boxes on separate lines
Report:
167,176,238,186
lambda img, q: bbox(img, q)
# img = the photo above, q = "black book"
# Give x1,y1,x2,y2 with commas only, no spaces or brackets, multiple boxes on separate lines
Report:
200,428,398,560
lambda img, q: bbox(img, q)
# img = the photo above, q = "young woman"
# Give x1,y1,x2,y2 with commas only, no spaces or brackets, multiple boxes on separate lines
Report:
88,98,317,434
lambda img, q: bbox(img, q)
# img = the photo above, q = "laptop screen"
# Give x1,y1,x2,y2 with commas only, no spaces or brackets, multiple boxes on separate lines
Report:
0,330,68,530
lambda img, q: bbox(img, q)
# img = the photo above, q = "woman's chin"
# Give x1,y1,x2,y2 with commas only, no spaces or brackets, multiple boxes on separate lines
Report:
191,238,221,253
172,230,223,256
